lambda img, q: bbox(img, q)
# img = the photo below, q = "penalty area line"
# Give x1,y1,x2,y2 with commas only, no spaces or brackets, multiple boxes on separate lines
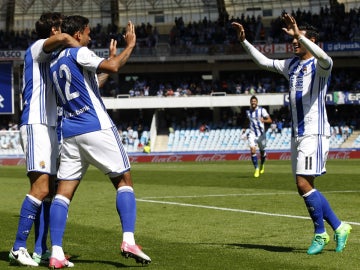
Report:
136,198,360,226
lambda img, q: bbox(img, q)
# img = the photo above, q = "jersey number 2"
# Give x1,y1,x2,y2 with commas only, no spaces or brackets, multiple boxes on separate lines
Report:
52,64,80,104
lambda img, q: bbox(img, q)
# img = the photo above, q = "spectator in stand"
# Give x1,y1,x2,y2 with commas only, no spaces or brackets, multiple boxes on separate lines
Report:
270,120,278,134
341,125,350,139
199,122,210,132
276,119,283,134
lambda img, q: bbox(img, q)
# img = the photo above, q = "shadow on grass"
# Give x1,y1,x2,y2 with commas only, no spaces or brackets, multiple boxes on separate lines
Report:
0,251,144,268
227,243,295,253
0,251,10,263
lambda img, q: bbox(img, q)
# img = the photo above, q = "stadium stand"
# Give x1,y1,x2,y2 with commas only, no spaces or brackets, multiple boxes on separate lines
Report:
0,1,359,157
0,123,357,156
1,5,359,49
165,125,354,152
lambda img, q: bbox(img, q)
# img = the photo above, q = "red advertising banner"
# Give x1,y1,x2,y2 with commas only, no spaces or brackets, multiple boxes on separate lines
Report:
1,150,359,166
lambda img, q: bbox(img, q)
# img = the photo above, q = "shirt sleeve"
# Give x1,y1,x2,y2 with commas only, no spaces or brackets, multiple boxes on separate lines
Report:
298,35,333,70
31,39,52,62
262,108,270,118
76,47,104,73
241,40,279,72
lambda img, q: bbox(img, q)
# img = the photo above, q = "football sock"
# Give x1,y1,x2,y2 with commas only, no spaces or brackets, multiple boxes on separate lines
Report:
251,154,258,169
116,186,136,235
317,191,341,230
51,245,65,260
123,232,135,245
34,198,51,254
50,195,70,248
303,189,325,234
13,194,41,250
260,151,266,165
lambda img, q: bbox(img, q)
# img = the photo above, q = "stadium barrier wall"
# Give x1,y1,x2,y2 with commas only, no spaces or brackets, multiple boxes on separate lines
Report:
1,149,359,165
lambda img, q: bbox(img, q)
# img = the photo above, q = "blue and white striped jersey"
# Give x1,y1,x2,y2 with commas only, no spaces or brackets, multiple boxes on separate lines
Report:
20,39,57,127
50,46,114,138
246,106,269,136
240,38,332,138
273,57,332,137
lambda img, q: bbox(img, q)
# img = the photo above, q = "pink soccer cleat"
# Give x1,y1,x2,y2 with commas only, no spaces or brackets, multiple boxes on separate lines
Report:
121,241,151,265
49,257,74,269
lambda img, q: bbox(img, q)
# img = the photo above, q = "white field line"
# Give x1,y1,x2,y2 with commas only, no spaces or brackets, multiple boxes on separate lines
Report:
140,190,360,200
137,191,360,226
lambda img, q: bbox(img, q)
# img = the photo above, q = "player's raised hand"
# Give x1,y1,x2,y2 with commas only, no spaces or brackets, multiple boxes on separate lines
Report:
124,21,136,49
231,22,246,42
109,38,117,58
281,12,301,39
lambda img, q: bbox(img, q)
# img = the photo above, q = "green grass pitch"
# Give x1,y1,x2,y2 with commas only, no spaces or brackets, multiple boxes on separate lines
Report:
0,159,359,269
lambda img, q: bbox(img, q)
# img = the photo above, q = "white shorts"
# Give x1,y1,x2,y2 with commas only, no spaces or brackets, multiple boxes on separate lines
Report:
58,127,130,180
291,134,329,177
20,124,58,175
247,132,266,151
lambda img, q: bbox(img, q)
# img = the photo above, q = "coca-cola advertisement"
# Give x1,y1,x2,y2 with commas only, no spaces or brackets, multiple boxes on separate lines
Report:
1,150,359,165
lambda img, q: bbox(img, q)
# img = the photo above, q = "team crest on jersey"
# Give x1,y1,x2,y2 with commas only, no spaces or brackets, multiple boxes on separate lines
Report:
39,161,46,169
302,66,307,73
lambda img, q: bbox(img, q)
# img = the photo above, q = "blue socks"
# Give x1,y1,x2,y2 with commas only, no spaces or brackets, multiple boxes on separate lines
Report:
13,195,41,250
303,189,325,234
116,186,136,233
251,154,258,169
303,189,341,234
50,195,70,247
34,199,51,254
260,151,266,165
317,191,341,230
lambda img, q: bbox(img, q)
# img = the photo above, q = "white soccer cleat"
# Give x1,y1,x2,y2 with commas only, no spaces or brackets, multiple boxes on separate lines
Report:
9,247,39,266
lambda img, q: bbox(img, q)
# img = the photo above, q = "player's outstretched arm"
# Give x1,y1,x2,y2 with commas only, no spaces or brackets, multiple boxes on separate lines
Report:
43,33,80,53
232,22,276,71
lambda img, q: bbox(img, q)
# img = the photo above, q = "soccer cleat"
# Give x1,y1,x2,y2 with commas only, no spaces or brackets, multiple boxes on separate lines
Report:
32,250,51,265
254,168,260,178
9,247,39,266
307,232,330,255
121,241,151,265
334,223,352,252
260,164,265,174
49,257,74,269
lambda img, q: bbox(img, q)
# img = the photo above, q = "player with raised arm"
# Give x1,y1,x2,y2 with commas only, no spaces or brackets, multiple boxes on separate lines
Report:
246,95,272,177
9,12,79,267
48,15,151,268
232,12,351,255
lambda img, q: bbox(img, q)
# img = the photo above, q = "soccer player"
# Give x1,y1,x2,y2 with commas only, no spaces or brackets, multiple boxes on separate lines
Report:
232,12,351,255
245,95,272,177
48,15,151,268
9,13,79,267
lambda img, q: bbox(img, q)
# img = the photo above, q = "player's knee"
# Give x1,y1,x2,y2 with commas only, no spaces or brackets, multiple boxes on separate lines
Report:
113,172,133,189
30,186,50,201
296,176,314,195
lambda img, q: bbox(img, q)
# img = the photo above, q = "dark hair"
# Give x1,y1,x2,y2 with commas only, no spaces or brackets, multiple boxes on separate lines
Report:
61,15,89,36
299,23,319,43
250,95,258,101
35,12,63,39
